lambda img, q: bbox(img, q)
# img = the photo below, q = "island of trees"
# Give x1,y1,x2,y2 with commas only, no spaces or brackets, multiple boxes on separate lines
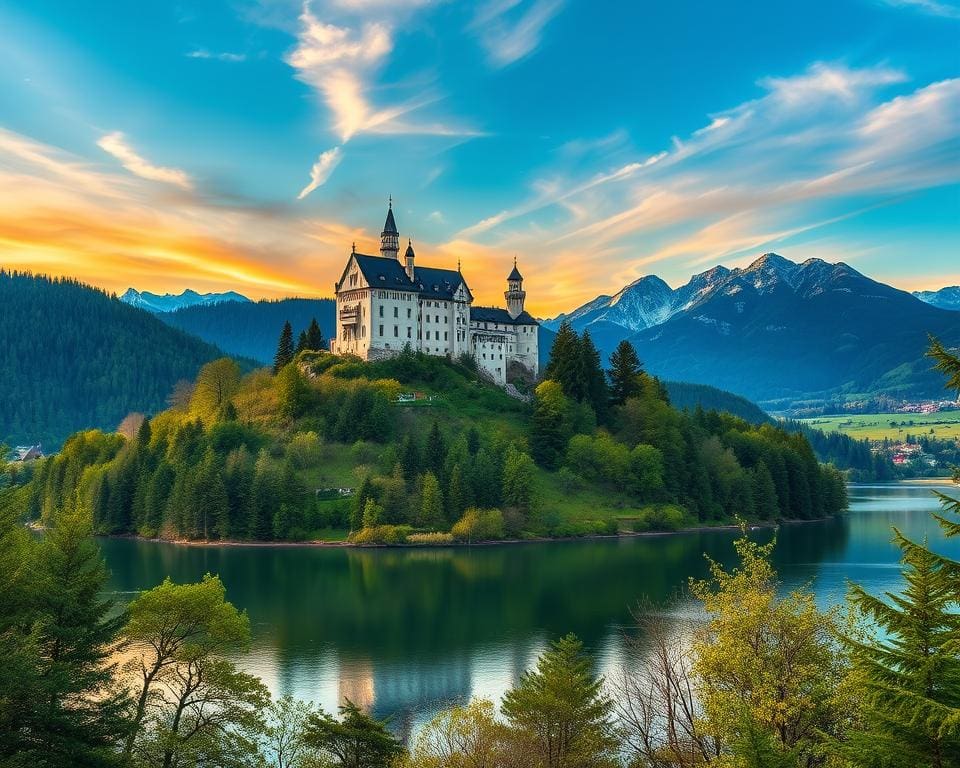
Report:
11,321,846,545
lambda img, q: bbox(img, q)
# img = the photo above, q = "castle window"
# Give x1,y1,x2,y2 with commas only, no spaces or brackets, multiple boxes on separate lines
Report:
444,332,448,341
407,308,411,319
407,328,412,338
435,315,439,323
394,325,398,337
394,307,398,318
379,306,383,318
378,324,383,336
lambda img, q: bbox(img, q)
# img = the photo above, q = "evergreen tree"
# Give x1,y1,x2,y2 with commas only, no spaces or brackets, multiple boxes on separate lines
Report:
296,330,308,354
304,700,404,768
544,320,581,398
305,317,325,351
419,471,444,529
446,463,469,523
351,476,373,532
579,330,609,422
400,433,421,489
424,422,447,478
362,498,383,529
501,633,618,768
607,340,643,406
502,445,536,512
274,321,295,374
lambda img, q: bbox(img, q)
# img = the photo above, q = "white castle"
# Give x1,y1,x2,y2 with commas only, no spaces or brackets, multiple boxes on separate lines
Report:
330,200,539,386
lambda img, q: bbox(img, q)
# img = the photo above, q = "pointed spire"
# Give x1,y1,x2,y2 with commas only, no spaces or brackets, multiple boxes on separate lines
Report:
351,242,356,254
382,196,398,236
508,256,523,282
405,238,415,258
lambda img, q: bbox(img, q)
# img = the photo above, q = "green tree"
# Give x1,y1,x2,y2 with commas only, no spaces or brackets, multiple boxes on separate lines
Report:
303,699,404,768
419,471,445,529
501,633,618,768
258,694,322,768
445,463,468,523
607,339,643,406
406,698,508,768
579,330,609,422
544,320,581,399
531,380,574,470
121,573,253,765
304,317,325,352
502,445,536,512
351,475,373,532
274,321,295,374
362,497,383,528
425,422,447,478
189,357,241,424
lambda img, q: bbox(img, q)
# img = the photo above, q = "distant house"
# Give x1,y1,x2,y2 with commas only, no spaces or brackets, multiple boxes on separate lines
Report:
13,445,44,462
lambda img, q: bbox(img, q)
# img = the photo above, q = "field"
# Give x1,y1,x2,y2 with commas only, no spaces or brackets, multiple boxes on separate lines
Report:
800,411,960,441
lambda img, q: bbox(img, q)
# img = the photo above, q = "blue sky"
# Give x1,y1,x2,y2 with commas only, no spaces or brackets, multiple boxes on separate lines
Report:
0,0,957,313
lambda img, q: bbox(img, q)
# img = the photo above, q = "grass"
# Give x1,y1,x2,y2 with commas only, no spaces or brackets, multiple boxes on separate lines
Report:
800,411,960,441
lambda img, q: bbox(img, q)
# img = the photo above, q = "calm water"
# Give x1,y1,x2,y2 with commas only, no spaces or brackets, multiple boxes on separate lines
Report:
99,482,959,738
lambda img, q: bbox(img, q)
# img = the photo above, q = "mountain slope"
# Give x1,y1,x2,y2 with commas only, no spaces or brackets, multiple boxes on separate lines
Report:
0,272,227,447
120,287,250,313
914,286,960,311
159,298,336,364
627,255,960,406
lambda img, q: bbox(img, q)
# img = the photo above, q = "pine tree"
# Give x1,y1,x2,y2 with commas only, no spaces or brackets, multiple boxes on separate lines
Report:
607,340,643,406
400,433,421,489
424,422,447,478
579,330,609,421
351,476,373,532
305,317,325,351
274,320,295,374
501,633,618,768
446,463,468,523
296,330,308,354
419,471,444,529
544,320,581,398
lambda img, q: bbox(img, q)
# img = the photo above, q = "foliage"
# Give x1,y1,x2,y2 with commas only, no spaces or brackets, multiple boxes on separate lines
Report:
405,698,509,768
451,508,505,542
501,633,619,768
688,534,849,767
350,524,413,545
303,699,404,768
275,321,295,374
406,532,455,545
0,271,224,448
607,340,644,407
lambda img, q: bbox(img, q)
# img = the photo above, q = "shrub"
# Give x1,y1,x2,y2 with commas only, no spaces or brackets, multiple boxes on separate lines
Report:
406,532,455,545
349,524,413,545
451,508,505,542
287,431,322,469
551,519,615,538
630,505,686,533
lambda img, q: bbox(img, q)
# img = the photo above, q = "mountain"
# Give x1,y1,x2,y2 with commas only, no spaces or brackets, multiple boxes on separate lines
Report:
548,254,960,409
0,272,227,448
159,298,336,364
120,287,250,313
913,286,960,311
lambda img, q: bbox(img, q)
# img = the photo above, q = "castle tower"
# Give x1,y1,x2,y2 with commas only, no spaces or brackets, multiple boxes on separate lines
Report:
403,239,416,280
380,196,399,259
505,257,526,319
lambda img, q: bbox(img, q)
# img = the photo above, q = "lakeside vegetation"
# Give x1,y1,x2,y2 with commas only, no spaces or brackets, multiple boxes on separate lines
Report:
11,322,846,545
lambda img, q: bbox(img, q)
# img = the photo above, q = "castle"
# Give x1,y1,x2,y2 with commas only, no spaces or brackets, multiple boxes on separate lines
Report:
330,200,539,386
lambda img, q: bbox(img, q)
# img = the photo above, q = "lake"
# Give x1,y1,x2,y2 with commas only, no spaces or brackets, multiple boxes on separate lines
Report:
99,482,960,739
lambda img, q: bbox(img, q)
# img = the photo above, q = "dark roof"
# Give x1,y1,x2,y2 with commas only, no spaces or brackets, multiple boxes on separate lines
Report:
414,266,469,300
382,205,398,235
471,306,539,326
508,264,523,281
353,253,417,291
405,240,415,258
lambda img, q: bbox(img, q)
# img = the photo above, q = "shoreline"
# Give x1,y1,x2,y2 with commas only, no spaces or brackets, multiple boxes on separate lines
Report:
95,515,833,550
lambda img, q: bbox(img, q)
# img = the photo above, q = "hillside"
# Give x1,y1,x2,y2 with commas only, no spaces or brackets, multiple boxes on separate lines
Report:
547,254,960,408
664,381,771,425
0,271,227,448
160,298,336,364
21,337,846,544
913,286,960,311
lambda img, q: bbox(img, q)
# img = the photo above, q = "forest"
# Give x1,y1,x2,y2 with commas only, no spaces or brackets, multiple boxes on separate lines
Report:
15,321,847,544
0,271,225,448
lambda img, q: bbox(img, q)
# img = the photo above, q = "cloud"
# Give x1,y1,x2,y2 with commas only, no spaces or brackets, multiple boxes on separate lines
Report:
97,131,193,190
880,0,960,19
453,62,960,307
186,49,247,62
472,0,564,67
297,146,344,199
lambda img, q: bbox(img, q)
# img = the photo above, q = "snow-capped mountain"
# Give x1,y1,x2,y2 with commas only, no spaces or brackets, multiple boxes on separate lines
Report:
545,253,960,407
120,288,250,313
913,286,960,311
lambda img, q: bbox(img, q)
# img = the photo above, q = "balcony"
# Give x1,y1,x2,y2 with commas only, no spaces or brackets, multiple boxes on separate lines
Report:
339,304,360,325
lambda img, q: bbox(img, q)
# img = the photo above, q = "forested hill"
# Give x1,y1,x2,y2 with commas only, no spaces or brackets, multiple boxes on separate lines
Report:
664,381,771,425
160,298,335,364
0,271,227,448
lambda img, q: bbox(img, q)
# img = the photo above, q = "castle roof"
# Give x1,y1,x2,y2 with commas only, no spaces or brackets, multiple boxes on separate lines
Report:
413,266,471,300
508,263,523,281
471,306,539,326
353,253,417,291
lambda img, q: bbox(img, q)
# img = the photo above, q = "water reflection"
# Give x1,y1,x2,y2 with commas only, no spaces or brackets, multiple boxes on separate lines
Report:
99,483,958,731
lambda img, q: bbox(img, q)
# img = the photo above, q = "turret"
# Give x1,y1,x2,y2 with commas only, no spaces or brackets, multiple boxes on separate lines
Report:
505,258,526,319
404,239,415,280
380,196,399,259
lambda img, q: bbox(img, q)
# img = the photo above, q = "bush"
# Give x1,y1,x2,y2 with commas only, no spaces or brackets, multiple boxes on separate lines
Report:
287,431,322,469
451,508,505,542
406,532,455,545
349,524,413,545
630,505,686,533
551,519,616,538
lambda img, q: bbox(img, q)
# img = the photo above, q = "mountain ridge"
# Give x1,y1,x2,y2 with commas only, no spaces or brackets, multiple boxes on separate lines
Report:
120,287,251,313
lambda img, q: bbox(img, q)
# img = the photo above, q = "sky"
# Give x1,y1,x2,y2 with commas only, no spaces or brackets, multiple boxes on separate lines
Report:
0,0,957,316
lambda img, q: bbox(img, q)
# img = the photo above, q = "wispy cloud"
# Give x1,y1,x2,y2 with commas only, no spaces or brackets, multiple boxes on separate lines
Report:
297,146,343,199
186,49,247,62
472,0,564,67
96,131,193,190
452,62,960,310
879,0,960,19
